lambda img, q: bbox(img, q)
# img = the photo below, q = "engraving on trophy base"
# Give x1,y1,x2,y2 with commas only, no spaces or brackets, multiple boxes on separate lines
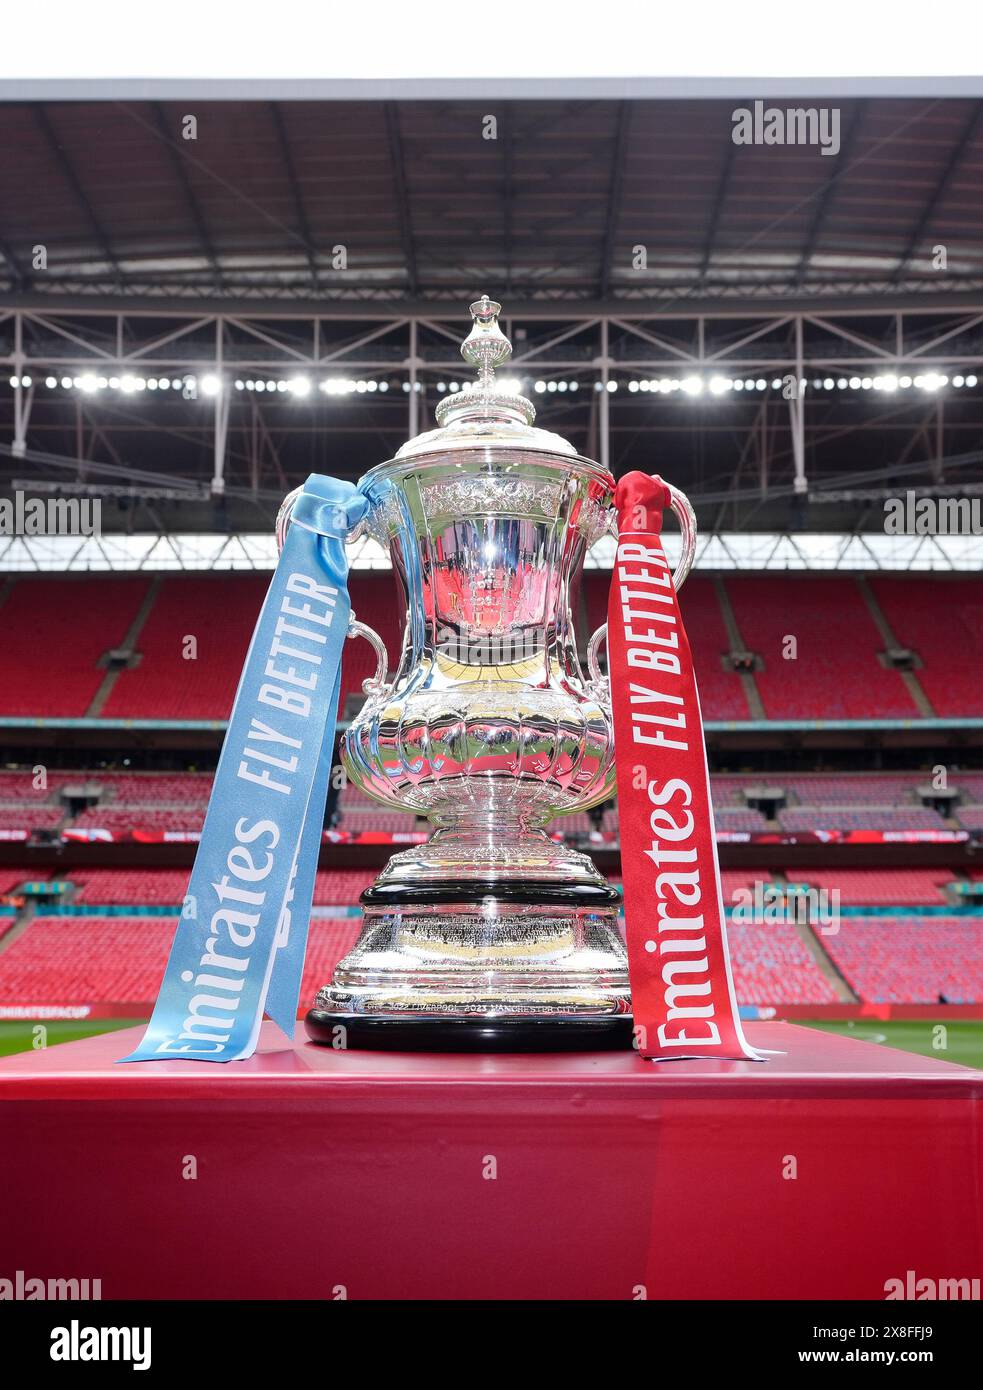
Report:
314,900,629,1021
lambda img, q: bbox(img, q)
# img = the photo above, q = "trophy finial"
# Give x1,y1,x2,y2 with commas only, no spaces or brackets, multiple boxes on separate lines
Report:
431,295,535,431
462,296,512,387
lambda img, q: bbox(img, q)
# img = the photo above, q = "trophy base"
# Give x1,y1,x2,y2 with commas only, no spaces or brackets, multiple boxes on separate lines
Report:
306,831,631,1047
305,1010,635,1053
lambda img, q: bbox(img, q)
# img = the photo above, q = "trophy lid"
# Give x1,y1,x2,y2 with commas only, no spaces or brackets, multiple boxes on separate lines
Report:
392,296,580,461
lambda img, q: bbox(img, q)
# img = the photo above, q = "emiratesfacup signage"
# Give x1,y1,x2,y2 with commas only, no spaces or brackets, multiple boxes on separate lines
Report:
608,472,760,1061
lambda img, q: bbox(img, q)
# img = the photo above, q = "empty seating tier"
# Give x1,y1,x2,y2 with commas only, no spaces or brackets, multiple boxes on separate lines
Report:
0,577,150,717
870,577,983,719
783,868,952,905
822,919,983,1004
725,576,918,720
0,916,177,1006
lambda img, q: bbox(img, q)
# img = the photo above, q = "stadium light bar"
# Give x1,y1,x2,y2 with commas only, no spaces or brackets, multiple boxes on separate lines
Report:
10,369,980,408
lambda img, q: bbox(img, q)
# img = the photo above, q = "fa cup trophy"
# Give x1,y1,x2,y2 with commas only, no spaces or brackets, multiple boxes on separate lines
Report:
301,297,696,1049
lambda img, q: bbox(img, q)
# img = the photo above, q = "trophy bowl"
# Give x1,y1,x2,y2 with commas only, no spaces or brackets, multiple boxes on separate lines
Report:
295,298,696,1049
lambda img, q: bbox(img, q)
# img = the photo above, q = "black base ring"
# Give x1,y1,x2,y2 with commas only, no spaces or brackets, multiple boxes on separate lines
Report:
305,1009,635,1053
360,880,620,907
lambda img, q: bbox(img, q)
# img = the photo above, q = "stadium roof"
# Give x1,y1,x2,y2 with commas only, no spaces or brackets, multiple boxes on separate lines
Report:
2,97,983,300
2,95,983,538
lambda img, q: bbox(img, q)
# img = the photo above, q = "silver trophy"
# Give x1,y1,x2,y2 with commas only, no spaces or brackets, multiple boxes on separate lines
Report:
292,297,697,1049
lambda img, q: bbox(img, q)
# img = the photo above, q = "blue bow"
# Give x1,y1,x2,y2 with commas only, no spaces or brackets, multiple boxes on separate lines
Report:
122,474,370,1062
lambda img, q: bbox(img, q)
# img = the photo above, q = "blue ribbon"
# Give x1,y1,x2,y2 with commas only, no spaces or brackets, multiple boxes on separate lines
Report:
121,474,368,1062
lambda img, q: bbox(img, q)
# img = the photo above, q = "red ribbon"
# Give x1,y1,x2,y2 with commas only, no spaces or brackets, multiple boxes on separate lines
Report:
608,472,760,1060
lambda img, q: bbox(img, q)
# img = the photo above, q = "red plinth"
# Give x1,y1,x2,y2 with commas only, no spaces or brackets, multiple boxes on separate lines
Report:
1,1022,981,1300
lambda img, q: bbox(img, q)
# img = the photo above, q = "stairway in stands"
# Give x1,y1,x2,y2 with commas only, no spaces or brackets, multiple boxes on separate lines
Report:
86,575,164,717
855,575,935,717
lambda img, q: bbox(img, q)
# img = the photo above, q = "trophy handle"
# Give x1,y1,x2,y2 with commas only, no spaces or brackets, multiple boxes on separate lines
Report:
275,486,391,698
348,613,390,696
586,480,698,687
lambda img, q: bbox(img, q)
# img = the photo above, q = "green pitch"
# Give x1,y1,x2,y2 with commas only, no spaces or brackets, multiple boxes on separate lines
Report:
796,1018,983,1070
0,1016,981,1068
0,1018,144,1058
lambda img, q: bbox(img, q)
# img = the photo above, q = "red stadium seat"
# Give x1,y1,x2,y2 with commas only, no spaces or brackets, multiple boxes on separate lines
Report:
727,922,839,1004
0,915,176,1006
779,807,948,831
0,577,150,716
725,576,918,720
583,573,750,720
101,575,269,720
783,868,952,906
68,869,191,905
870,577,983,719
821,918,983,1004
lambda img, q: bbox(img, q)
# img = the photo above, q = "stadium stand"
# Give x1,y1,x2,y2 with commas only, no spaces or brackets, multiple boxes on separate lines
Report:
718,870,767,906
298,921,363,1007
674,576,751,720
0,771,91,801
69,806,206,833
784,867,953,905
341,575,403,709
726,922,839,1004
870,577,983,719
339,809,422,834
0,868,43,894
96,773,213,804
725,576,918,720
101,575,269,720
709,774,760,803
0,806,64,832
0,903,844,1009
0,577,150,717
778,807,949,832
822,918,983,1004
779,773,932,805
313,869,377,905
0,570,979,1016
0,915,176,1006
67,868,190,905
0,864,979,1011
0,572,979,726
583,573,750,720
713,807,770,831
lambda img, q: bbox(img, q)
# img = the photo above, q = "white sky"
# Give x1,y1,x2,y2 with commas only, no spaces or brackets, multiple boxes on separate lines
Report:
1,1,981,85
